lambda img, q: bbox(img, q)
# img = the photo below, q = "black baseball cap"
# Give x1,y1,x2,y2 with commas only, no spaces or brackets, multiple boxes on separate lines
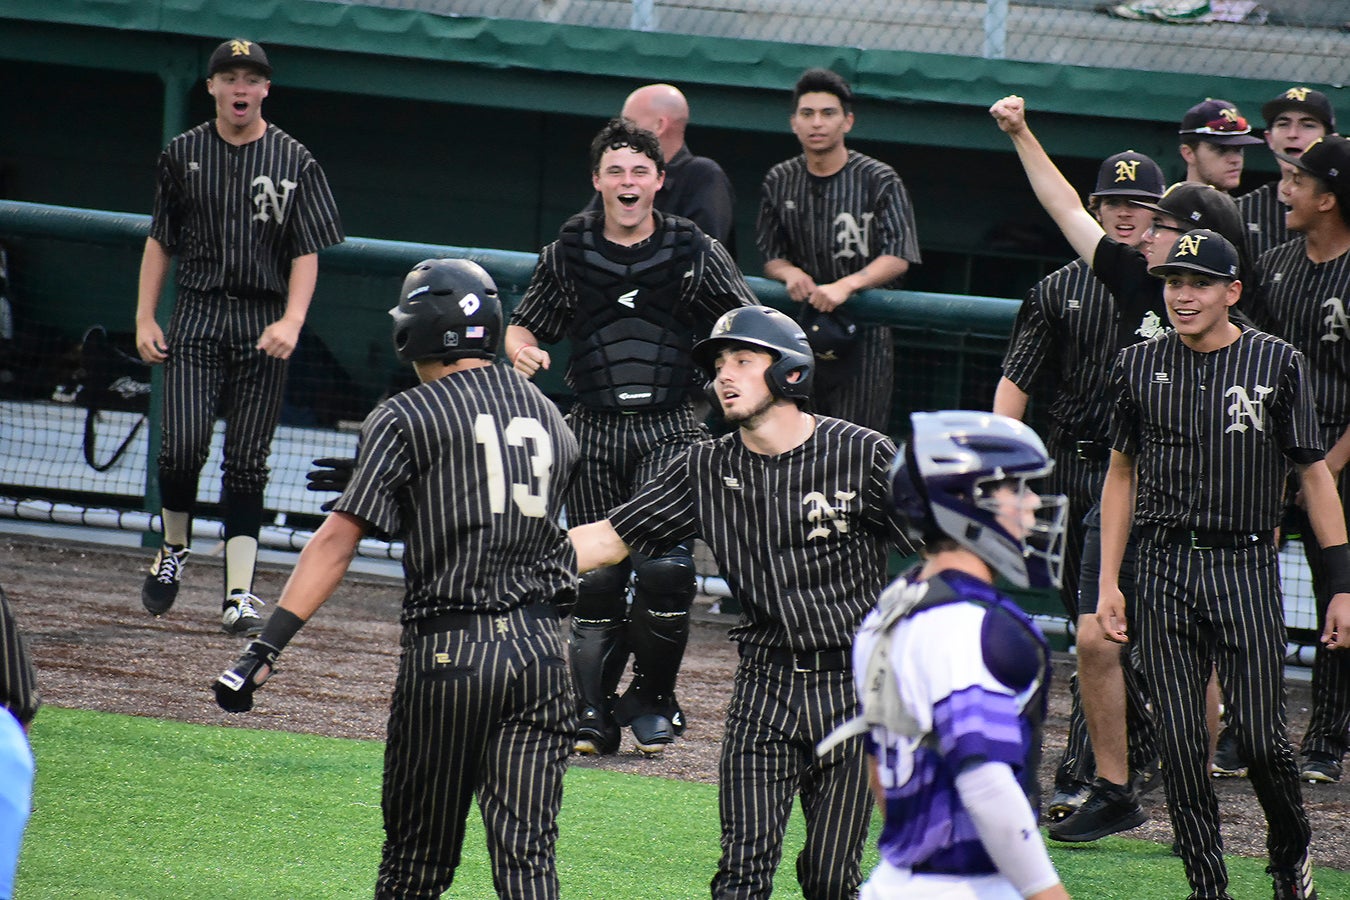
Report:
1149,228,1241,280
1131,182,1244,239
1274,135,1350,199
1261,86,1336,132
797,307,857,363
1179,98,1263,147
208,39,272,77
1092,150,1166,200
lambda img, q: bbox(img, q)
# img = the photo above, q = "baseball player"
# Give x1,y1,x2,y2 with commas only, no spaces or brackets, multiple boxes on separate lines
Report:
756,67,922,433
569,306,913,899
990,94,1255,839
1178,97,1264,194
135,39,344,635
1099,229,1350,900
583,83,738,253
994,149,1166,828
1249,135,1350,785
0,584,38,900
507,118,755,756
839,411,1069,900
1237,87,1335,261
213,259,579,899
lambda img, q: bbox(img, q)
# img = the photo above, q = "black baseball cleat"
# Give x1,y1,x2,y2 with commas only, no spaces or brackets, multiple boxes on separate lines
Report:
1299,751,1342,784
1046,778,1146,843
574,705,620,756
221,590,266,637
1044,780,1091,823
630,713,676,756
142,544,189,616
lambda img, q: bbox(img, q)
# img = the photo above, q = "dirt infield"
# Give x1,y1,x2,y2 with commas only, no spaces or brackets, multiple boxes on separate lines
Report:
3,532,1348,869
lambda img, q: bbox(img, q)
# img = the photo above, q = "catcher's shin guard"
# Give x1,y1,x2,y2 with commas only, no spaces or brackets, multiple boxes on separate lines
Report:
571,562,631,714
616,550,695,735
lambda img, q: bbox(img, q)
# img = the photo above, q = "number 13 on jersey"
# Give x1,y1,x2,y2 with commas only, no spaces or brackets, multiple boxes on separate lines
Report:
473,413,553,518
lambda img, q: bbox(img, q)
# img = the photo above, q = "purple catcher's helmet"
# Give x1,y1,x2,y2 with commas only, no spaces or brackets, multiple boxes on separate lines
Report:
890,410,1067,589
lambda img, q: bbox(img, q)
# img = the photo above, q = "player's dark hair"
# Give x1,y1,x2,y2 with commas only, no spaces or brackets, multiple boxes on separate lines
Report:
589,117,665,175
793,68,853,114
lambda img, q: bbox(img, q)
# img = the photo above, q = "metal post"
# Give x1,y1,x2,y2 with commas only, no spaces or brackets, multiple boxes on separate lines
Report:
984,0,1008,59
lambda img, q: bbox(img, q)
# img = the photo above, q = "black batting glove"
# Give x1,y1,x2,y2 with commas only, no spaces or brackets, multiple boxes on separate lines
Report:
306,456,356,512
213,639,282,713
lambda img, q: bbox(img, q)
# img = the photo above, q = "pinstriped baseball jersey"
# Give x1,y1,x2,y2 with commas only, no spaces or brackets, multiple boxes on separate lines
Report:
608,416,912,652
1238,182,1289,262
335,364,580,621
755,150,922,283
1003,257,1168,442
1109,327,1323,531
1251,237,1350,435
150,122,344,295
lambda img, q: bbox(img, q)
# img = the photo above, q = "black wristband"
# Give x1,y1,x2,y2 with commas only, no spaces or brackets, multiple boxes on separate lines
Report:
1323,543,1350,597
258,606,306,653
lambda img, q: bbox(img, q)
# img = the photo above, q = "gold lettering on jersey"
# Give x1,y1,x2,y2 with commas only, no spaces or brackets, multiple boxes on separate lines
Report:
1114,159,1140,183
1286,87,1312,102
434,652,450,665
803,489,857,540
832,212,874,261
496,619,510,637
1176,233,1207,257
228,40,254,58
1321,297,1349,344
252,175,297,224
1224,384,1272,434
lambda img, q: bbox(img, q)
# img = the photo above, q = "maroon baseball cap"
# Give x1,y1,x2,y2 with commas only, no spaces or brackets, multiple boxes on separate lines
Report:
208,39,272,77
1179,98,1263,147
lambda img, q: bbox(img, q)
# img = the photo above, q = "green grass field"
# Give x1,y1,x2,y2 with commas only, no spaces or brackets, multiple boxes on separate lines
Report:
16,707,1349,898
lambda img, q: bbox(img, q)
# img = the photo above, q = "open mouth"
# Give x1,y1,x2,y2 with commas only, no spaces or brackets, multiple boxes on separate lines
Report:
618,193,640,209
233,101,249,113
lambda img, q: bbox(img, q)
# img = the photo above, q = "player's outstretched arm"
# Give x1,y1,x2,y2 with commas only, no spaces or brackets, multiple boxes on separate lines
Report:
569,520,632,574
213,511,365,712
989,96,1104,264
1096,450,1136,644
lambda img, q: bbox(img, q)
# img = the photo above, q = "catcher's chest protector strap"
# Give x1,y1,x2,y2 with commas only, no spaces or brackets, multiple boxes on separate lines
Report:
815,571,1048,758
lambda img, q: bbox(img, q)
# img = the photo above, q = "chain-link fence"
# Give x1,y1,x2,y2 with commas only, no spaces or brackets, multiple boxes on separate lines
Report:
337,0,1350,85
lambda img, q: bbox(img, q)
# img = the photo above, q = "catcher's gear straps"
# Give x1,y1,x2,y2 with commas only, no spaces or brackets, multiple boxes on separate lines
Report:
816,571,1049,757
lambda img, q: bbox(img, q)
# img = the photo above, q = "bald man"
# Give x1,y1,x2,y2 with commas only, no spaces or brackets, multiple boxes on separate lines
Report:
585,83,738,255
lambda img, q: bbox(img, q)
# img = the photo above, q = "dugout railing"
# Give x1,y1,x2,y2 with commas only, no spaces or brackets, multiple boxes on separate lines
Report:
0,199,1324,653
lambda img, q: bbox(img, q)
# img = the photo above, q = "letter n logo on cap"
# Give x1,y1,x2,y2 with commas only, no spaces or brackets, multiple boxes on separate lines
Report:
1177,233,1206,257
1115,160,1139,183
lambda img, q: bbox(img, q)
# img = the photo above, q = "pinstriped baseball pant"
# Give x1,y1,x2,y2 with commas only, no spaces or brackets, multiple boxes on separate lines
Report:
159,291,287,499
1133,539,1309,898
376,604,575,899
811,325,892,435
712,656,872,900
1294,464,1350,760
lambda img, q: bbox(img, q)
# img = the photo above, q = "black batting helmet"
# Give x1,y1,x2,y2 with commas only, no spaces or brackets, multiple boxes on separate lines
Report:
691,306,814,401
389,258,502,363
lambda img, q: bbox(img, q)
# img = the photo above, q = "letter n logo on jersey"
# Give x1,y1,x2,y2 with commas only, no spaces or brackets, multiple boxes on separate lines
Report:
803,489,857,540
832,212,874,261
1321,297,1349,344
1224,384,1272,434
252,175,297,224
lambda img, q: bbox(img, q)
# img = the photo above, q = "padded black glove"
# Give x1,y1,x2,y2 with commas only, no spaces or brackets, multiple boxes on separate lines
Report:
306,456,356,512
213,639,282,713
